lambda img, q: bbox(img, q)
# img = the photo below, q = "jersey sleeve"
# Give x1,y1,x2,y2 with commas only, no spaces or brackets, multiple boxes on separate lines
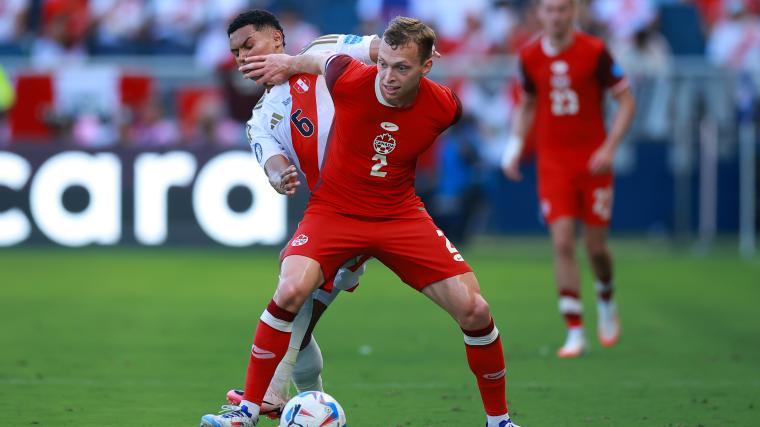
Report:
324,54,367,99
246,103,288,169
300,34,377,64
518,56,536,95
595,46,628,94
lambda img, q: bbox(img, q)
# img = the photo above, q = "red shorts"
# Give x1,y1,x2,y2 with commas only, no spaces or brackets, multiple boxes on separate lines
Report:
537,170,614,226
282,211,472,291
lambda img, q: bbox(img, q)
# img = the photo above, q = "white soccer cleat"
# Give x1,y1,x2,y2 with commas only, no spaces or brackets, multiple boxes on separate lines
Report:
597,301,620,348
486,416,521,427
200,404,257,427
557,327,586,358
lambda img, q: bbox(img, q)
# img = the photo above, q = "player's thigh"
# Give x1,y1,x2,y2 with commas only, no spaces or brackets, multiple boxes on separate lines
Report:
538,171,579,224
282,212,368,293
579,172,614,226
372,216,472,291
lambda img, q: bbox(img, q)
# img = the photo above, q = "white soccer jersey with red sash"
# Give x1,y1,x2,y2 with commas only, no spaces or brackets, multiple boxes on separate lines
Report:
246,34,376,191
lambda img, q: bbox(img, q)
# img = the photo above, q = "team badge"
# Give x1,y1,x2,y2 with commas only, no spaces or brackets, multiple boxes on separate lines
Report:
254,143,263,163
550,60,568,75
373,133,397,155
292,76,311,94
291,234,309,247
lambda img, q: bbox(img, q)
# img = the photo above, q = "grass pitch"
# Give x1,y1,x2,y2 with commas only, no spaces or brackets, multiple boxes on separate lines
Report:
1,239,758,426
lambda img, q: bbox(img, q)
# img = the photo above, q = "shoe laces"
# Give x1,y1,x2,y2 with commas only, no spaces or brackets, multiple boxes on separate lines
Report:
218,404,250,418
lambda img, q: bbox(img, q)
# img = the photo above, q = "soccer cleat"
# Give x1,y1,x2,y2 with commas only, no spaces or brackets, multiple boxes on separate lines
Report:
200,404,257,427
485,417,521,427
557,327,586,358
597,301,620,348
226,389,286,420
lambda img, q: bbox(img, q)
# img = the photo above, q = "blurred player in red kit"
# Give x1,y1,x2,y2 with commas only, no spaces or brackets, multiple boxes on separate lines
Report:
502,0,636,358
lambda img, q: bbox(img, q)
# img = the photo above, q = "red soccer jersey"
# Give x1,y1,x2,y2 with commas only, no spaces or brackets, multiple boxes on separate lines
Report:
308,54,461,218
519,32,628,172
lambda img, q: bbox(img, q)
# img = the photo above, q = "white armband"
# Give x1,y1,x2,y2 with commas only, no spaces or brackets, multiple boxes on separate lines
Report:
500,134,524,169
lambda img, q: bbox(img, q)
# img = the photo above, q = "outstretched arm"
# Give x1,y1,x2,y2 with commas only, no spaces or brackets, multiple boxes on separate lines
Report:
240,51,334,85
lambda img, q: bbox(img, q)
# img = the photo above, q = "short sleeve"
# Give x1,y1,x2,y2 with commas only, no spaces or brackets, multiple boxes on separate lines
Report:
325,54,364,96
300,34,376,65
518,58,536,95
246,108,288,168
334,34,377,64
596,46,628,93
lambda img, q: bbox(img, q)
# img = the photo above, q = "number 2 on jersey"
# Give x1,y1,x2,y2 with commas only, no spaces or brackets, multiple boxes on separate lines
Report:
370,154,387,177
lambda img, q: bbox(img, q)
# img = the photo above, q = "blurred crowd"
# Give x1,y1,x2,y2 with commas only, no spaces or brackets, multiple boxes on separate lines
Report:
0,0,759,162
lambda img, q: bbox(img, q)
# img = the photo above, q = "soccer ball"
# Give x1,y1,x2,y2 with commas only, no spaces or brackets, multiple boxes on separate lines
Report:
278,391,347,427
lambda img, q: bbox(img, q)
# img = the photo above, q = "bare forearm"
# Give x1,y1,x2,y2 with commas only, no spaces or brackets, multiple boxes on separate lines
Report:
605,89,636,149
369,37,380,63
264,155,291,183
289,52,333,76
513,96,536,140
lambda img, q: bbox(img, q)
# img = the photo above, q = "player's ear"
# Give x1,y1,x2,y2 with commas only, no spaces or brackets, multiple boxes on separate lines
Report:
421,57,433,76
272,28,284,48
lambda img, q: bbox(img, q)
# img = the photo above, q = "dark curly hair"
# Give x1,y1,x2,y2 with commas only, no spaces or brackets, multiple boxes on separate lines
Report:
227,9,286,47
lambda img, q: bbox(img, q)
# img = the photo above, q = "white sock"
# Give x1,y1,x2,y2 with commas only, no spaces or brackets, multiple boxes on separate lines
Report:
487,413,510,426
289,297,314,349
239,400,260,418
269,346,298,397
293,337,324,392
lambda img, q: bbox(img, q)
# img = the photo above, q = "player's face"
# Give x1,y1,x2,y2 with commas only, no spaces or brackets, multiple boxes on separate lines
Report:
377,40,432,106
229,25,283,68
538,0,576,39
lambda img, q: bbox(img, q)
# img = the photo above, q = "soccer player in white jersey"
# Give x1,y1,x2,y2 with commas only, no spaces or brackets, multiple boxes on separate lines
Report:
202,10,380,423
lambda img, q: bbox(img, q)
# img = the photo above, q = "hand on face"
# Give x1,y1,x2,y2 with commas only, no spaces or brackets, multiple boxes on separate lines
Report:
239,54,293,86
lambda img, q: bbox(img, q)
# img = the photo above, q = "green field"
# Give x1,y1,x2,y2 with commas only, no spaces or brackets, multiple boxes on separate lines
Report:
1,240,758,426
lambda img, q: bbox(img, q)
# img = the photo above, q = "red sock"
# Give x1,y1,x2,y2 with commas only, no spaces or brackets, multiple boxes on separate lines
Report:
463,319,508,416
558,289,583,328
243,300,296,404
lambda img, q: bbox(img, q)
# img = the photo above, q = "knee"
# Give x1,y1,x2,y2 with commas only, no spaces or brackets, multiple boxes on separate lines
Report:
457,296,492,331
585,240,609,261
553,235,576,259
275,277,312,313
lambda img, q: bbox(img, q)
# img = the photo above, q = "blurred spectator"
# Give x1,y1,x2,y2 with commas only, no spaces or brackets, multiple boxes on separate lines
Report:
185,92,243,147
279,8,320,55
591,0,657,43
89,0,149,55
0,0,30,55
431,114,485,246
615,25,673,76
149,0,207,54
356,0,410,35
707,0,760,71
194,0,246,70
31,0,89,68
126,97,179,147
72,111,119,147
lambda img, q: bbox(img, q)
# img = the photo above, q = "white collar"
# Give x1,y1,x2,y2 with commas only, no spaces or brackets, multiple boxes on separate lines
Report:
374,74,396,107
541,33,574,57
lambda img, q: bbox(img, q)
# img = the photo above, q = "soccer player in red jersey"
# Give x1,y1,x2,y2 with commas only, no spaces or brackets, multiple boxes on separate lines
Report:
202,17,520,427
501,0,636,358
